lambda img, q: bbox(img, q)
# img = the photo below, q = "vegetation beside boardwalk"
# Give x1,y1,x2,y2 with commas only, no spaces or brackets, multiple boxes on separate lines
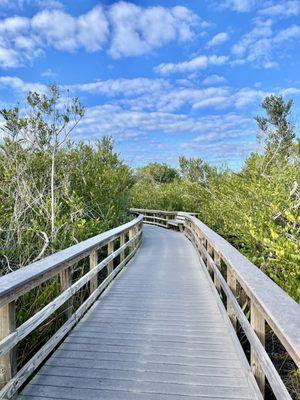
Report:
0,86,299,397
131,95,300,303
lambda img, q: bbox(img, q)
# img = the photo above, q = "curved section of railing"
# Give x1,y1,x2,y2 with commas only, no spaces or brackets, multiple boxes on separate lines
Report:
131,208,300,400
0,215,143,399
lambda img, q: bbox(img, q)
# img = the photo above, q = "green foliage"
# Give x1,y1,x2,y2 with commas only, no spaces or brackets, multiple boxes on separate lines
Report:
131,96,300,302
255,94,295,156
0,87,132,273
0,86,134,369
135,162,179,184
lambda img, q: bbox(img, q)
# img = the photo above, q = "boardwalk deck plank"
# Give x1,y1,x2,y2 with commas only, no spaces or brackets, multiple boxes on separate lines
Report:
19,225,261,400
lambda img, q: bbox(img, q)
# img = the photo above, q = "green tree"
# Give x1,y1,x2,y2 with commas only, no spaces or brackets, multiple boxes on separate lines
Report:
255,94,295,157
135,162,179,184
179,156,215,184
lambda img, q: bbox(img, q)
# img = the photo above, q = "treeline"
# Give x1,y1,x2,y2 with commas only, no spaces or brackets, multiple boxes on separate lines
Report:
0,86,299,394
1,87,299,303
1,87,299,304
0,86,135,367
0,86,133,275
131,95,300,302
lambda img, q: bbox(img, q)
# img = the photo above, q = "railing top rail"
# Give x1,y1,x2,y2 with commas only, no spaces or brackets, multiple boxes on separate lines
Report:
130,208,197,216
180,212,300,368
0,215,143,305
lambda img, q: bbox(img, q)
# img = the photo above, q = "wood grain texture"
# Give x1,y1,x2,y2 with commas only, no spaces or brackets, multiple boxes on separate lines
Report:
0,302,16,389
18,225,260,400
227,267,237,329
182,213,300,370
0,237,142,400
60,268,72,319
251,302,266,396
185,224,292,400
107,241,114,275
0,230,142,360
0,215,143,308
89,250,98,294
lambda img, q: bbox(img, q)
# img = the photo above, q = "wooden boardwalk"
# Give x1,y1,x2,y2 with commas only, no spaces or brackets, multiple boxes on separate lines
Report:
19,225,261,400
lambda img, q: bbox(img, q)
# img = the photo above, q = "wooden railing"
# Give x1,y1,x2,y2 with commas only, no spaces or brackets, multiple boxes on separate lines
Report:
131,208,300,400
0,215,143,399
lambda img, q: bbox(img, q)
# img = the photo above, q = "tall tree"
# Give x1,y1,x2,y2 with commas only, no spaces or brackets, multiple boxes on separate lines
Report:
1,85,84,239
255,94,295,157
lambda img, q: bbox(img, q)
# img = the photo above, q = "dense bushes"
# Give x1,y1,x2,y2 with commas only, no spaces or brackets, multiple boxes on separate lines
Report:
0,86,134,368
0,87,133,274
131,96,300,302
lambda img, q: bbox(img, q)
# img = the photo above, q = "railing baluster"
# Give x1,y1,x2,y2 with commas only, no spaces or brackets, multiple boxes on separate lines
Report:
251,302,265,396
60,268,73,318
213,251,221,292
107,240,114,275
206,242,213,276
0,302,16,389
226,266,237,330
128,227,134,253
120,233,126,262
89,250,98,294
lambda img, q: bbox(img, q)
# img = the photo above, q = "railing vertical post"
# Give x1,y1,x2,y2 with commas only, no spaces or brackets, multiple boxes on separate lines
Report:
226,266,237,330
251,302,265,396
107,240,114,275
89,250,98,294
120,233,126,262
135,224,139,247
206,242,213,275
0,302,16,389
128,227,134,253
213,251,221,292
60,267,73,318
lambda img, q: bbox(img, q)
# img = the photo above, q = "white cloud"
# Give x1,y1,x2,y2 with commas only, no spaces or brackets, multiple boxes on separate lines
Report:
231,19,300,68
41,68,57,79
202,74,227,85
68,78,170,97
154,55,229,75
0,76,47,93
0,74,280,167
0,3,200,68
37,0,64,9
108,3,199,58
259,1,300,17
0,75,268,116
77,6,109,52
31,10,77,52
67,76,265,113
273,24,300,43
0,47,19,68
280,87,300,96
207,32,229,47
222,0,256,12
75,103,254,142
31,7,108,53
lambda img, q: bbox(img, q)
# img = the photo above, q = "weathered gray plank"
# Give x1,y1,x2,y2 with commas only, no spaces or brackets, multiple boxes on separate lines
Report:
183,213,300,369
18,225,260,400
0,215,143,307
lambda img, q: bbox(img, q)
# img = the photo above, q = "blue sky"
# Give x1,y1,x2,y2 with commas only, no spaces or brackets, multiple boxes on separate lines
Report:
0,0,300,169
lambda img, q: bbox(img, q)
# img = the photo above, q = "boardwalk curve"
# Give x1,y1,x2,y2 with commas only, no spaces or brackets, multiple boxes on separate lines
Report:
18,225,261,400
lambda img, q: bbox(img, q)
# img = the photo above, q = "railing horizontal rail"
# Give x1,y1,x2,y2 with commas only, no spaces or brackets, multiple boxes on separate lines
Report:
185,224,291,400
0,216,143,308
0,231,141,359
183,213,300,369
0,215,143,398
133,208,300,400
